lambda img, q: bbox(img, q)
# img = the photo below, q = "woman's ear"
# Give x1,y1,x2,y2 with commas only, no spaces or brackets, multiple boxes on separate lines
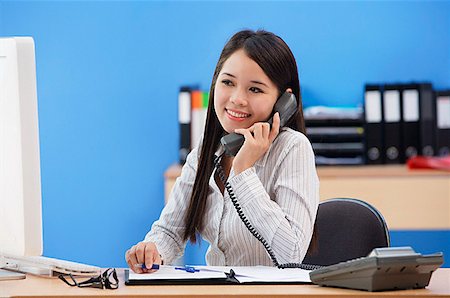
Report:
286,88,293,94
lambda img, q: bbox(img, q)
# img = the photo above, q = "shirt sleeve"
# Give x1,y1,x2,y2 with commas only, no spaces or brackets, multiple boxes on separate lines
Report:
143,147,199,264
227,133,319,264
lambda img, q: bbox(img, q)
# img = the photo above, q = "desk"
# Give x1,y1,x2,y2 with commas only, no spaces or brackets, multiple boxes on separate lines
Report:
1,268,450,297
165,164,450,230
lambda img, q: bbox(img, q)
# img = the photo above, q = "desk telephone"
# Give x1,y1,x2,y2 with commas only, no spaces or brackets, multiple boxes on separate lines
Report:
215,92,444,291
310,247,443,291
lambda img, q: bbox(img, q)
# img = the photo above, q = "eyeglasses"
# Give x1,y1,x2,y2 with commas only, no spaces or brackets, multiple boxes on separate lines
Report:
59,268,118,290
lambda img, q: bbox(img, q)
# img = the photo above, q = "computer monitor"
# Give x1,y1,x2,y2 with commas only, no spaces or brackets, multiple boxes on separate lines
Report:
0,37,43,257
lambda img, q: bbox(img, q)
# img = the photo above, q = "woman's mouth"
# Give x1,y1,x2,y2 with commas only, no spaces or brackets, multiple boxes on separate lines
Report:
226,109,250,121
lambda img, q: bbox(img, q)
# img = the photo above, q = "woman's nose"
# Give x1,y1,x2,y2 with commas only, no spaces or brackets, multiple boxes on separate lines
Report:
230,89,247,106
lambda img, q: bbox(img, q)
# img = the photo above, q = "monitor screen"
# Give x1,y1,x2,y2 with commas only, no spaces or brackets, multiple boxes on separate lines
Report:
0,37,42,256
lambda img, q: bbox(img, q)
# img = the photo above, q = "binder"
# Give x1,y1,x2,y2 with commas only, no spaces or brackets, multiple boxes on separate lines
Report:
435,90,450,156
125,267,236,285
312,143,364,157
190,90,208,149
416,83,436,156
314,156,365,166
383,84,403,163
178,87,192,164
124,266,312,285
306,127,364,143
401,84,421,160
364,84,384,164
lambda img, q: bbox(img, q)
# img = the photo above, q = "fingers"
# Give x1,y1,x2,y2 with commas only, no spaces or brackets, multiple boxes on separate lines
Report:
234,127,253,140
135,242,146,269
235,122,270,139
253,122,270,140
125,246,140,273
125,242,161,274
235,121,272,145
145,244,161,273
269,112,280,142
150,251,163,273
262,122,271,139
251,123,262,140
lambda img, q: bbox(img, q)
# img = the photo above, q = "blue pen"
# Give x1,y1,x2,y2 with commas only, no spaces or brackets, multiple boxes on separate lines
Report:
175,265,199,273
135,263,160,270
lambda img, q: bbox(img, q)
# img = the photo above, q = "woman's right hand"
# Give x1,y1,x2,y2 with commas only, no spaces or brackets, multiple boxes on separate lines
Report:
125,241,162,273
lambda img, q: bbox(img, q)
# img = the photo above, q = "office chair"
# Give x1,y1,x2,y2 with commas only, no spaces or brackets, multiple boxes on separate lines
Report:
302,198,390,267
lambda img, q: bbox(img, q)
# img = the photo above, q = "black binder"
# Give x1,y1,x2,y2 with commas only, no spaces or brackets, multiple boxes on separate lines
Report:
401,84,421,160
364,85,384,164
124,267,312,285
383,84,403,163
125,268,237,285
435,90,450,156
417,83,436,156
178,86,192,164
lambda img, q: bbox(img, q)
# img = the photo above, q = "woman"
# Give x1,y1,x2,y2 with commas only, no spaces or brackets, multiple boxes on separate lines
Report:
126,29,319,273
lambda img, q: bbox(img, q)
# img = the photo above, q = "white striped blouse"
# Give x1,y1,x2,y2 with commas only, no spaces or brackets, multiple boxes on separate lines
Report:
144,127,319,266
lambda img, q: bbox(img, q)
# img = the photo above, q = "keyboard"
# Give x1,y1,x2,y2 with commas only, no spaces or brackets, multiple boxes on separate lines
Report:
0,253,101,276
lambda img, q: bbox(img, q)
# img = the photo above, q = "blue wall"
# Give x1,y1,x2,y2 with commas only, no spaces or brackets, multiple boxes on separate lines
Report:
390,231,450,267
1,1,449,267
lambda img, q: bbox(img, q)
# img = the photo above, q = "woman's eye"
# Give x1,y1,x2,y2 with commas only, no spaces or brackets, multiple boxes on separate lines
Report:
249,87,263,93
222,79,233,86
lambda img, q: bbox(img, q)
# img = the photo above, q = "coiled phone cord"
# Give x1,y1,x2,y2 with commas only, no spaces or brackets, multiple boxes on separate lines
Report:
214,154,321,271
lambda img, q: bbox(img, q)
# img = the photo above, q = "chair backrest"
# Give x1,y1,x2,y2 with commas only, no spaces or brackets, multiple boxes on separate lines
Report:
302,198,390,267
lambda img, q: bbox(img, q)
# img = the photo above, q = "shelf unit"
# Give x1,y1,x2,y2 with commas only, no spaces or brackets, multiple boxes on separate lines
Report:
164,164,450,230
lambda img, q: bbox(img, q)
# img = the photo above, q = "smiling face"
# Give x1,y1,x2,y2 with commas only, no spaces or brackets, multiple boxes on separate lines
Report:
214,49,279,134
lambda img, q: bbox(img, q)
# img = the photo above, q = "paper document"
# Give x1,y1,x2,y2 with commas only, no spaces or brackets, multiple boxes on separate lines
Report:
128,266,226,280
128,265,311,283
209,266,311,283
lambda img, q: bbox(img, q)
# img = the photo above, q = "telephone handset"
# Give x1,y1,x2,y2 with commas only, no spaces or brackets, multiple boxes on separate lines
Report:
220,92,298,156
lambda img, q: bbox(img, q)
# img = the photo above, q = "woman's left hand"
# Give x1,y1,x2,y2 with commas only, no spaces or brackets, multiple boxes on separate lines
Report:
232,112,280,174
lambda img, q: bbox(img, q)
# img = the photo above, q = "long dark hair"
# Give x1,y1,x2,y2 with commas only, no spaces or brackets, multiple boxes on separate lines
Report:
183,29,306,243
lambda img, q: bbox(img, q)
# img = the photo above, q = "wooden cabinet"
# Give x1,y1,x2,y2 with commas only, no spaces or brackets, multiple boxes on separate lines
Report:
164,164,450,230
